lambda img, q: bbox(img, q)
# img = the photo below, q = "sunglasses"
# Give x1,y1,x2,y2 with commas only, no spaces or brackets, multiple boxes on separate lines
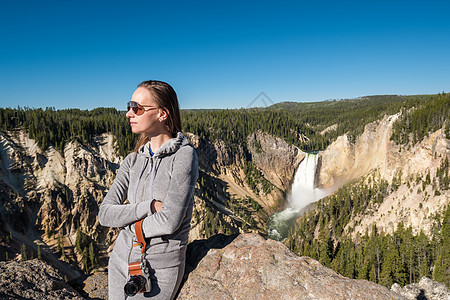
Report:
127,101,159,116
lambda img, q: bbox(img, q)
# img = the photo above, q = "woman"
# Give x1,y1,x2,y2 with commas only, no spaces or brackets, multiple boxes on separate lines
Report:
98,80,198,300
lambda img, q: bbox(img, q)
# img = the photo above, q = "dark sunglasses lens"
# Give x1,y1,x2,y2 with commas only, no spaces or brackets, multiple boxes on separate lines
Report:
127,101,141,115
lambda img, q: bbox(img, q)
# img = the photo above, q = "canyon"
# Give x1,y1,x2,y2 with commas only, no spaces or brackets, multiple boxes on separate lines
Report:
0,107,448,298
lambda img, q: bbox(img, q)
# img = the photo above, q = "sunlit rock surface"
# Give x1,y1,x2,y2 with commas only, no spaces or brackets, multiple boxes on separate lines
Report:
178,233,405,300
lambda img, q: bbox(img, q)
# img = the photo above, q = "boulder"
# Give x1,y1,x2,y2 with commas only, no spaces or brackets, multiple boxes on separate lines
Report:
178,233,405,300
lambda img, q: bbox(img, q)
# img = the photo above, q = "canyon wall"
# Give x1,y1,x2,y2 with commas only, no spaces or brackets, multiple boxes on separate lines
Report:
1,129,302,272
0,130,120,278
317,114,449,236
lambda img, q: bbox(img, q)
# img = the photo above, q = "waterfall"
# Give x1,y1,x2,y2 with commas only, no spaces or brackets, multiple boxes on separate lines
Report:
267,153,328,241
288,153,320,208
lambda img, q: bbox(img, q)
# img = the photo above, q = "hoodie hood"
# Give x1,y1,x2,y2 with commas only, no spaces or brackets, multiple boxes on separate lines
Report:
138,132,190,158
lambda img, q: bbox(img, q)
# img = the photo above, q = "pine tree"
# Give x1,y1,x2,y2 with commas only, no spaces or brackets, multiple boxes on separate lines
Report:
416,231,431,278
379,240,396,287
89,242,96,269
75,228,82,253
46,219,52,238
318,229,333,267
432,253,445,284
58,236,63,255
433,206,450,285
82,247,89,272
20,244,27,261
401,226,416,284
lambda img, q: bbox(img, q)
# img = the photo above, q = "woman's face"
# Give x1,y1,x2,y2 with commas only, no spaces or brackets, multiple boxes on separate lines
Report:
126,87,167,136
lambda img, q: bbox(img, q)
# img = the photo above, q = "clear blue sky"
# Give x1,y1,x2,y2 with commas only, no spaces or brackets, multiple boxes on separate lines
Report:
1,0,449,110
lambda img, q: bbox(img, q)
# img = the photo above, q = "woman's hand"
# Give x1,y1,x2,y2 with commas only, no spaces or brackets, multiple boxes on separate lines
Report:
151,200,163,213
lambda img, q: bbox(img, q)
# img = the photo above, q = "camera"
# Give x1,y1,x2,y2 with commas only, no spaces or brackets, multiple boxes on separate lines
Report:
124,261,151,296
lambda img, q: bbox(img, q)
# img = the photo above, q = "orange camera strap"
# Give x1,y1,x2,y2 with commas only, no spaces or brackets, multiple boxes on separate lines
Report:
134,220,146,254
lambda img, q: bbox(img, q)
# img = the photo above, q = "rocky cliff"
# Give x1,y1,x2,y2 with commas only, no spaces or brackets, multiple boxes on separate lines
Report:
317,114,448,189
317,114,399,188
247,130,305,191
316,115,449,236
179,233,405,300
188,130,302,210
0,130,120,278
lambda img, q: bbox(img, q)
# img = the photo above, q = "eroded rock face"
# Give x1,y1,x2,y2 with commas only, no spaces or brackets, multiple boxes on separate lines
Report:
178,233,405,300
186,133,236,173
317,114,398,189
0,131,120,277
0,259,83,299
248,130,305,190
317,114,449,190
317,115,449,237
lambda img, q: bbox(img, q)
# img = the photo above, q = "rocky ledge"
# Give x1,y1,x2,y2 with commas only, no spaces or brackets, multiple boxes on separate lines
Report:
0,259,83,299
179,233,404,299
2,234,448,299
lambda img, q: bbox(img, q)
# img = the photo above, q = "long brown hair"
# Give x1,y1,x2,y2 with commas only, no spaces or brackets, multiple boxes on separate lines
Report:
133,80,182,152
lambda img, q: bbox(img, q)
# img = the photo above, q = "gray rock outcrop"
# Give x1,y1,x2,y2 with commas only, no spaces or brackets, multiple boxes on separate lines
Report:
391,277,449,300
0,259,83,299
178,233,405,300
77,271,108,300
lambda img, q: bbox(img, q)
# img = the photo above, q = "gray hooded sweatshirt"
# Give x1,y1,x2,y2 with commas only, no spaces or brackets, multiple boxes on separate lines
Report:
98,132,198,269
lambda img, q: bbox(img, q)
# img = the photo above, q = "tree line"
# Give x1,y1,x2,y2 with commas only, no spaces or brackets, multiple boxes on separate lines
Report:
0,94,443,159
391,92,450,146
0,107,137,157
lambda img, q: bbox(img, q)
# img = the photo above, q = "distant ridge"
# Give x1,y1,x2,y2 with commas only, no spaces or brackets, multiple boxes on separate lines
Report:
269,93,437,110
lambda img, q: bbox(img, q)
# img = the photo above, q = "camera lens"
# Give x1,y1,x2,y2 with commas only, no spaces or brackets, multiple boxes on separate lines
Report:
124,275,147,296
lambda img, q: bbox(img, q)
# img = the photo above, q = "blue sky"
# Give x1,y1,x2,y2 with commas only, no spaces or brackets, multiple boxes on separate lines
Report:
0,0,449,110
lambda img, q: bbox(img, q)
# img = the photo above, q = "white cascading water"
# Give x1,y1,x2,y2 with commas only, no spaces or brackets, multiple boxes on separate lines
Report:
267,153,329,241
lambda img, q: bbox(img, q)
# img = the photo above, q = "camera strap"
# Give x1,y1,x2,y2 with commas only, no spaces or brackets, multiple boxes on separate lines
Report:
134,220,150,279
134,220,146,254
